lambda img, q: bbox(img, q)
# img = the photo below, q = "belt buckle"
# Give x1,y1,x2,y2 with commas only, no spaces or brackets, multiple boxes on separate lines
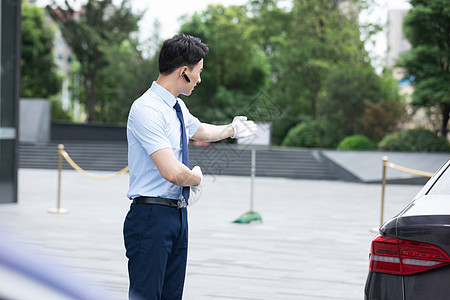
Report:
177,199,187,209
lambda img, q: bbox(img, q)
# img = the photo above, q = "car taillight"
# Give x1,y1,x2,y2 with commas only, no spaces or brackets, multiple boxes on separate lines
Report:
369,234,450,275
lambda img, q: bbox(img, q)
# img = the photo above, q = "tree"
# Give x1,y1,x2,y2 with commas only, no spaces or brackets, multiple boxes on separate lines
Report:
360,71,406,142
94,40,158,124
21,2,60,98
179,4,271,124
247,0,295,144
287,0,366,119
46,0,143,122
248,0,374,144
398,0,450,137
176,0,404,146
319,63,405,144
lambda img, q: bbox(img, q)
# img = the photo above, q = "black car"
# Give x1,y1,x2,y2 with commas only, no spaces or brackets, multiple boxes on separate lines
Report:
365,159,450,300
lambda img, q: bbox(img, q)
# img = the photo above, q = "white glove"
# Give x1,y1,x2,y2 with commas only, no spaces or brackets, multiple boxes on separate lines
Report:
189,166,203,206
231,116,258,139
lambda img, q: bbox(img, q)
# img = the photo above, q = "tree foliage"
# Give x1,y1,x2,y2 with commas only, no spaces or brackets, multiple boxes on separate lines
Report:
46,0,144,122
179,4,271,124
40,0,409,146
398,0,450,137
319,65,405,144
174,0,405,145
289,0,365,119
243,0,402,145
21,2,60,98
94,41,158,124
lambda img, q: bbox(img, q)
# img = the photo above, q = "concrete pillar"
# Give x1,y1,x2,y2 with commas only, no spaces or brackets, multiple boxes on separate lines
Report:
0,0,21,204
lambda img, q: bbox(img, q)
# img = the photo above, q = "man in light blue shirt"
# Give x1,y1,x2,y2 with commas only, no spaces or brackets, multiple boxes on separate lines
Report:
127,81,201,201
123,34,257,300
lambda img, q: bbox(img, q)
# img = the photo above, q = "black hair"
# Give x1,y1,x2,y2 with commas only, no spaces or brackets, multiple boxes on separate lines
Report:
158,34,209,75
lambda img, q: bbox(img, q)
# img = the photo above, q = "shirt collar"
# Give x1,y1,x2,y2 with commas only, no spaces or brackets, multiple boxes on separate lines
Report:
150,81,177,108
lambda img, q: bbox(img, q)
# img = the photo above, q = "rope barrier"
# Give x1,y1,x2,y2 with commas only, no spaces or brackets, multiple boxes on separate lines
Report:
60,150,129,180
49,144,129,214
370,156,433,232
386,162,433,178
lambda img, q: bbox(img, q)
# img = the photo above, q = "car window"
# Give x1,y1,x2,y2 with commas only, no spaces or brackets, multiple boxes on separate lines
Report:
428,165,450,195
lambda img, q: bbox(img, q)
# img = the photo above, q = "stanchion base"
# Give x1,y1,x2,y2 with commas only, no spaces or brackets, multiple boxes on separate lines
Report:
48,208,69,214
370,226,380,233
233,211,262,224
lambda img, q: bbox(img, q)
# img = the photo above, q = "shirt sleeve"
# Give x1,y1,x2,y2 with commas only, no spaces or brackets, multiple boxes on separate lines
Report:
129,104,172,156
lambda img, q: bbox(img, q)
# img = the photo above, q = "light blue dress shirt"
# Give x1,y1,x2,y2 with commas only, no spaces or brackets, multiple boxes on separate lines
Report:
126,82,201,200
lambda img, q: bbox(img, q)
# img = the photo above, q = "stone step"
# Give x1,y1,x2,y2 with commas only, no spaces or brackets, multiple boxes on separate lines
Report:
19,142,338,180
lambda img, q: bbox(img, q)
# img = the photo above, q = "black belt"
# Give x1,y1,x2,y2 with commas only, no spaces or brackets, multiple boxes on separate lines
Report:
133,196,187,209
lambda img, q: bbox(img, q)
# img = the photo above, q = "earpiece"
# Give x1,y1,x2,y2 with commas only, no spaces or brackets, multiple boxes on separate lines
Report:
182,72,191,83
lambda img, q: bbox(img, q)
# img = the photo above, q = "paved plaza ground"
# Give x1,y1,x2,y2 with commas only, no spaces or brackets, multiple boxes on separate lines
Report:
0,169,424,299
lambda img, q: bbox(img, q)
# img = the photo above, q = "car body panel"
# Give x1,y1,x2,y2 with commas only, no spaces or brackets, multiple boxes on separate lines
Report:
364,272,403,300
365,266,450,300
397,215,450,255
403,266,450,300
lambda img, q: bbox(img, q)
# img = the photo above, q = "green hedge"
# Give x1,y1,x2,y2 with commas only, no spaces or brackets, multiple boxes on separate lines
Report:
378,128,450,152
281,120,328,148
337,135,375,150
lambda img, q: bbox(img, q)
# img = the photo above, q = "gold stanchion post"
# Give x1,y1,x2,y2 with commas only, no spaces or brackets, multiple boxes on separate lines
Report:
48,144,69,214
371,156,388,232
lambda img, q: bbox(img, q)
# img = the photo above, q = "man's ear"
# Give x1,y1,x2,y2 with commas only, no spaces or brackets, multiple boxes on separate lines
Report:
178,66,189,77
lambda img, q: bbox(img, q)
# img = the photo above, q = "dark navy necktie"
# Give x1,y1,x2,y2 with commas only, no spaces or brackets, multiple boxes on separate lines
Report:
173,100,190,202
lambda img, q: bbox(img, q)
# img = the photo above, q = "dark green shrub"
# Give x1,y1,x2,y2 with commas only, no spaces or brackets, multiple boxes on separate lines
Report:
282,120,330,148
378,128,450,152
337,135,375,150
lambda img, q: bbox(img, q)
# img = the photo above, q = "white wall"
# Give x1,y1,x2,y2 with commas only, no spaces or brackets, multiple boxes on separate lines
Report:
19,98,50,143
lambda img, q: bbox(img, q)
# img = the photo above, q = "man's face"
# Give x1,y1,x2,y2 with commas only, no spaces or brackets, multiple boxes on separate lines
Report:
181,59,204,96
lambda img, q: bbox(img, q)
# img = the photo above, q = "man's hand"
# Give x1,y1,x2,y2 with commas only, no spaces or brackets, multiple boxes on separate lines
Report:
189,166,203,206
231,116,257,139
